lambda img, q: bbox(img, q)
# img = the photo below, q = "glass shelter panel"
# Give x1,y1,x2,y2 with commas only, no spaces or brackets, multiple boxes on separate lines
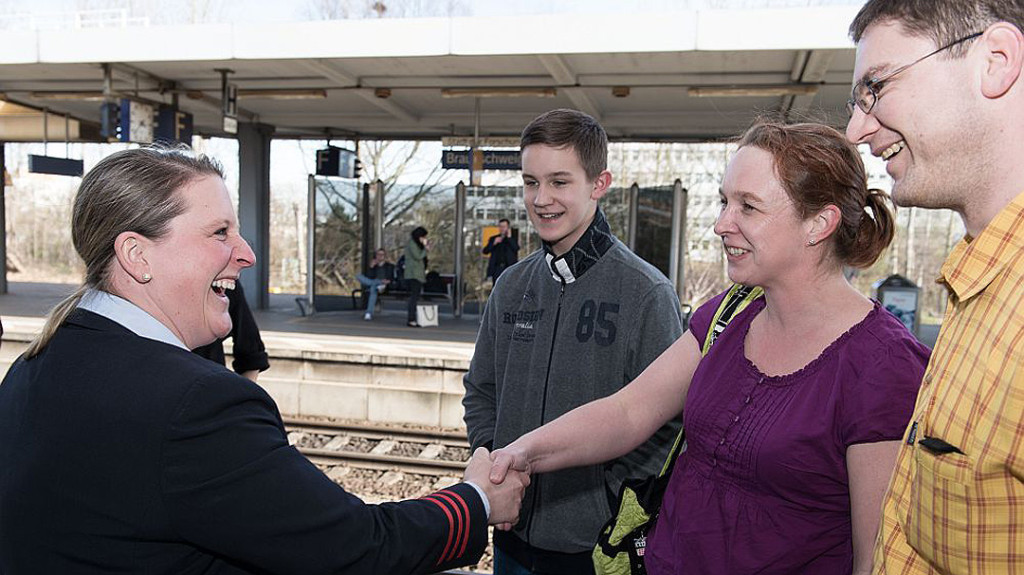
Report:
634,185,674,278
464,185,528,305
312,177,361,310
381,183,456,269
602,186,631,242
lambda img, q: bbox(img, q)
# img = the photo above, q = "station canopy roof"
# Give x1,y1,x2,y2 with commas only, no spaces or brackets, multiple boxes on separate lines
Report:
0,6,862,143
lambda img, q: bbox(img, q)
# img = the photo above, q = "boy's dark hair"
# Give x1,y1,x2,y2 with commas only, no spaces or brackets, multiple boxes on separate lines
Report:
498,218,510,225
520,109,608,181
411,226,428,241
851,0,1023,56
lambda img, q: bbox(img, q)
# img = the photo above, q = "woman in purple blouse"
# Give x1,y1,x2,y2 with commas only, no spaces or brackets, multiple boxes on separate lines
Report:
490,120,930,575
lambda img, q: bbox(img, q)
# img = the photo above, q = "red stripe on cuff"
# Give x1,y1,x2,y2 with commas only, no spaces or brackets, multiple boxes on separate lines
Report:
422,496,456,566
445,490,473,558
432,491,465,562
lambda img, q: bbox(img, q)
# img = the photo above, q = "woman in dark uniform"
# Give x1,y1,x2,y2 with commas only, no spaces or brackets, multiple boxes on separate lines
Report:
0,145,527,574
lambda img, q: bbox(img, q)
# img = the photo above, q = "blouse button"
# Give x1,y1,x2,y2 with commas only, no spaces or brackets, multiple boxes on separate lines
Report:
712,457,718,466
719,437,725,445
744,395,751,404
733,415,740,423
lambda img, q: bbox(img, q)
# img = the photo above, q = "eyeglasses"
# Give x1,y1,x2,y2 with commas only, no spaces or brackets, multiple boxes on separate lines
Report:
847,31,982,117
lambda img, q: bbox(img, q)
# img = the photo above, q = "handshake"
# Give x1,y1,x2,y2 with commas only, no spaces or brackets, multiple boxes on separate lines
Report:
462,446,532,528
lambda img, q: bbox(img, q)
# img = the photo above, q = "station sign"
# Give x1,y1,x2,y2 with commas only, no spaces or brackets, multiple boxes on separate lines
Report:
316,146,358,178
28,154,83,177
155,105,193,144
442,149,521,170
222,81,238,135
441,136,520,148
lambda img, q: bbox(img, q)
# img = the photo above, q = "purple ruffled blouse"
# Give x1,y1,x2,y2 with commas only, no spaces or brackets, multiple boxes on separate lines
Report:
645,291,930,575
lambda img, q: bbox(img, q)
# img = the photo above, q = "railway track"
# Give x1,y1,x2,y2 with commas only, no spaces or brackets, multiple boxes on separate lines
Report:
284,416,472,476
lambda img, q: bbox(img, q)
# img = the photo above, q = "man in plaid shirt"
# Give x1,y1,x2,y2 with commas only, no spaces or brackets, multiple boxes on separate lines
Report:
845,1,1024,573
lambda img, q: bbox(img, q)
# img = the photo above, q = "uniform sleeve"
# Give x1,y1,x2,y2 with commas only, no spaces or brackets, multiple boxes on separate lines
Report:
462,293,499,452
839,327,929,447
161,373,486,575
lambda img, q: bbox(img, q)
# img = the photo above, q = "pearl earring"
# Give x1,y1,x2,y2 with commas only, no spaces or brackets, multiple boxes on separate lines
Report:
807,239,817,246
141,273,152,282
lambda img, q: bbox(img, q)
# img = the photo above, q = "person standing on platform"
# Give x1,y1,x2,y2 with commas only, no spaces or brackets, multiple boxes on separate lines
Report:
404,226,429,327
845,1,1024,573
463,109,684,575
0,145,529,574
483,218,520,283
192,281,269,381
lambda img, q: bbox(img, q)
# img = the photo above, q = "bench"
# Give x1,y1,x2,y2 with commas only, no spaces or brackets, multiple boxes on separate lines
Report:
351,274,457,313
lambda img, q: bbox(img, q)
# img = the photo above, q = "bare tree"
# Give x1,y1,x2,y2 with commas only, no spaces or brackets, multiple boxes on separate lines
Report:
72,0,226,24
364,141,453,227
303,0,469,20
303,0,353,20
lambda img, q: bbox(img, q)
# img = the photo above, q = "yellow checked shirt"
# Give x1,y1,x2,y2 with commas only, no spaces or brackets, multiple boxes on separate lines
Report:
873,192,1024,575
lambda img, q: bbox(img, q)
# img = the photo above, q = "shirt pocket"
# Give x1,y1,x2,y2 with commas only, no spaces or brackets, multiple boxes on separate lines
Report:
905,445,972,574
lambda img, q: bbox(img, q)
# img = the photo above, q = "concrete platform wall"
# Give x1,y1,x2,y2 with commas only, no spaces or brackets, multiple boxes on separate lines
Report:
251,347,470,429
1,329,471,430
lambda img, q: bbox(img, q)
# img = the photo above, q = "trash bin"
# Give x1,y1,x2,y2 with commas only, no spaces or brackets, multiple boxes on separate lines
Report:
874,274,920,337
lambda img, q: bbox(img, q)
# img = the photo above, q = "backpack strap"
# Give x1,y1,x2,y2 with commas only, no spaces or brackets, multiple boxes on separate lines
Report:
702,284,764,354
656,284,764,477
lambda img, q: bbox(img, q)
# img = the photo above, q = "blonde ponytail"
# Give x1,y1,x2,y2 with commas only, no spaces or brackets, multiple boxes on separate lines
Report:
24,285,89,359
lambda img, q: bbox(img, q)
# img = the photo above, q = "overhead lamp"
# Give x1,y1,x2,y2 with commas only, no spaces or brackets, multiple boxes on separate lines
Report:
29,91,107,101
237,89,328,100
612,86,630,98
687,85,819,98
374,88,392,99
441,87,557,99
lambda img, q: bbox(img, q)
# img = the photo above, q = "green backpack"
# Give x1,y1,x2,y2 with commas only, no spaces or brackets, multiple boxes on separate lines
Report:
592,284,764,575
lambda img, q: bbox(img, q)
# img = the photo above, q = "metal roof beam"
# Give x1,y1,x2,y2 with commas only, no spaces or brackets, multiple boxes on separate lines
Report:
784,49,835,113
300,59,417,123
300,59,358,87
561,87,602,121
537,54,576,85
355,89,418,123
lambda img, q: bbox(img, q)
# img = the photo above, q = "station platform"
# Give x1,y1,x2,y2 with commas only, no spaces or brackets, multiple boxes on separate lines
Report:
0,281,942,430
0,281,484,429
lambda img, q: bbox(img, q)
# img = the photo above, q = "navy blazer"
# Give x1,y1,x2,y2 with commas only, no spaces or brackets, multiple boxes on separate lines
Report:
0,309,485,574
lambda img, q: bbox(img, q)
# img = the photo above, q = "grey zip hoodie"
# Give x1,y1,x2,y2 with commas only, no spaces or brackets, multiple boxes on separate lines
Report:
463,209,683,555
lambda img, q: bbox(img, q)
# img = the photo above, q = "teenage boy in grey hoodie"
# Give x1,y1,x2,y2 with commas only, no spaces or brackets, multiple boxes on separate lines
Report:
463,109,683,575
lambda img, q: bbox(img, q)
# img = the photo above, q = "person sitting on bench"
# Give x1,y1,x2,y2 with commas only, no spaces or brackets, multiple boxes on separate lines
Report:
356,248,394,321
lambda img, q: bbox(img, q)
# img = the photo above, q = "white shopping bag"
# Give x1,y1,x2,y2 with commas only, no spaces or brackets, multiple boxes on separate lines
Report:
416,304,439,327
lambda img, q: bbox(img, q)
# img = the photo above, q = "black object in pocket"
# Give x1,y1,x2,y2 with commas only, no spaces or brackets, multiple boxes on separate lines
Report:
919,436,963,455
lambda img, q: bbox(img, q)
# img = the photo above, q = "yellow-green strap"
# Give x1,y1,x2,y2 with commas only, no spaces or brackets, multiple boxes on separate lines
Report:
658,284,764,478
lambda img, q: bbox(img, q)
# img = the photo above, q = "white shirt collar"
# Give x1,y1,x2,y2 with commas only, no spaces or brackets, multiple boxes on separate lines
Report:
77,289,189,351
